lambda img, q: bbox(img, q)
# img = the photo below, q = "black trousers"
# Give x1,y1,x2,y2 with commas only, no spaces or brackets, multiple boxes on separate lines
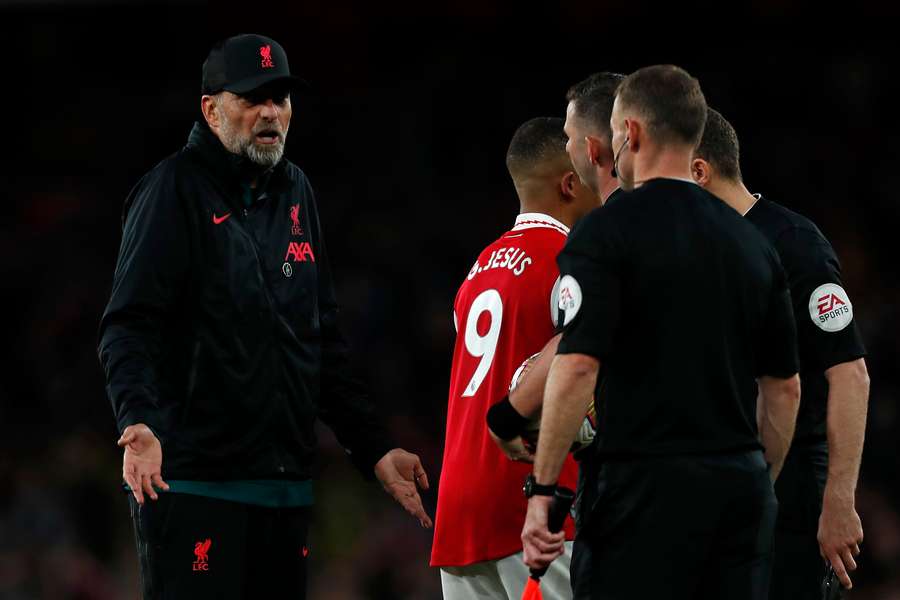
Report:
769,440,830,600
571,450,777,600
128,493,310,599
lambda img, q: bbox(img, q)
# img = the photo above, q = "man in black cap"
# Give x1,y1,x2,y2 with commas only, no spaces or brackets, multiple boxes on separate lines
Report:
98,33,431,599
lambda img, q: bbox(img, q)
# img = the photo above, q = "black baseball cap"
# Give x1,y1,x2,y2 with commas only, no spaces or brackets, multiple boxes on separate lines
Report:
201,34,304,95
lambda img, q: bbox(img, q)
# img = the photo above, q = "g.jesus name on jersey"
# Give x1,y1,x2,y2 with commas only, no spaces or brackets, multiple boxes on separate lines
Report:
431,213,579,568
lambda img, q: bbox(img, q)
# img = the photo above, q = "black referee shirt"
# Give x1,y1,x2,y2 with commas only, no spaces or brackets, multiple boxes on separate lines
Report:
745,196,866,441
556,179,799,457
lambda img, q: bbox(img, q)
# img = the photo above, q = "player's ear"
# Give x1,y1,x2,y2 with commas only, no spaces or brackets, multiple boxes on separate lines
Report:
560,171,578,200
691,158,711,186
585,135,603,166
625,119,640,152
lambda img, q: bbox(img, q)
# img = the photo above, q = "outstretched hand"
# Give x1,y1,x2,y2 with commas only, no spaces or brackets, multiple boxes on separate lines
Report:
374,448,433,528
118,424,169,505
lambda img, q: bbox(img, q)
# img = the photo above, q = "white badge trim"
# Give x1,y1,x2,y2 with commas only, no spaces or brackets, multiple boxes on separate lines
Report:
808,283,853,332
558,275,583,326
550,276,562,328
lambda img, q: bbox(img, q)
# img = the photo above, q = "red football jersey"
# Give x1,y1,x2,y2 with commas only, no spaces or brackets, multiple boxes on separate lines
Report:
431,213,579,568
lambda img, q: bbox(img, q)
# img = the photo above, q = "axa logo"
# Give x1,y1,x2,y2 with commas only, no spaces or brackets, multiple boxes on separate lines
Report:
285,241,316,263
260,45,274,69
290,204,303,236
193,538,212,572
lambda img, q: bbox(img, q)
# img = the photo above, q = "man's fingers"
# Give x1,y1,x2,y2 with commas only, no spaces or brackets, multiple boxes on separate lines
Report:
401,493,431,525
523,528,565,554
151,472,170,492
413,462,430,491
531,538,565,555
141,473,158,501
523,547,563,570
531,529,565,545
124,470,144,505
828,553,853,589
852,543,861,556
117,431,135,447
841,547,858,572
394,485,433,528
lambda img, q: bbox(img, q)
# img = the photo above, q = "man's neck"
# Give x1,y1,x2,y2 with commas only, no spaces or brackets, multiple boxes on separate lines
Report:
712,180,758,216
598,175,619,205
632,147,694,188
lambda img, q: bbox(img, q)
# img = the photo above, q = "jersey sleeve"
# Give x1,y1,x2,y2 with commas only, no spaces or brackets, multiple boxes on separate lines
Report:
757,252,800,378
774,226,867,373
556,210,624,361
98,164,189,436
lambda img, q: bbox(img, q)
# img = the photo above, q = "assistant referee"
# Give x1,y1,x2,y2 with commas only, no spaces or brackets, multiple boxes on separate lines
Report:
691,108,870,594
520,65,802,600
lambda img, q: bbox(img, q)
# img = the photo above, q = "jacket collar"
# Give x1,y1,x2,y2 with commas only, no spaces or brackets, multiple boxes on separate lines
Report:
185,121,289,207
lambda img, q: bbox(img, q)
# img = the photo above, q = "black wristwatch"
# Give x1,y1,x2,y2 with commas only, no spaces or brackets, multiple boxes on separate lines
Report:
523,473,557,498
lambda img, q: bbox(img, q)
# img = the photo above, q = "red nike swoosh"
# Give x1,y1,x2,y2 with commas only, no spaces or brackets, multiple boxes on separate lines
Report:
212,212,232,225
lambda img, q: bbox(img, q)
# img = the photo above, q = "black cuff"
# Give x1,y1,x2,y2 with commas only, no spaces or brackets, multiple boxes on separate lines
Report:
486,396,529,440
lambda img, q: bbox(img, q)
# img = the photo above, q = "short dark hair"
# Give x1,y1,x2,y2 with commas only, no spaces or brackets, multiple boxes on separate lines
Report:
695,108,742,181
565,72,626,142
616,65,707,147
505,117,568,179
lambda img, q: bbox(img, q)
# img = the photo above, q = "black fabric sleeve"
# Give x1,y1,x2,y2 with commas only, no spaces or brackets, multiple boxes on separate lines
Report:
308,187,394,479
774,226,867,373
97,163,189,436
556,210,624,361
757,253,800,378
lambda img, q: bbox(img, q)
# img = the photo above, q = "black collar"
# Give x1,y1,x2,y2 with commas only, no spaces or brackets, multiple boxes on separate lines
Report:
184,121,289,208
605,187,624,207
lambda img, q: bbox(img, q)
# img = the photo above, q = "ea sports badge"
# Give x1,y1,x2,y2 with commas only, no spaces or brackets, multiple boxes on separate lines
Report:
558,275,582,326
809,283,853,332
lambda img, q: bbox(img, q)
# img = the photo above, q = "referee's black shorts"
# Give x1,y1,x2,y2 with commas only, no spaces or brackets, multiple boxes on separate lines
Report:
128,493,311,599
571,450,777,600
769,440,829,600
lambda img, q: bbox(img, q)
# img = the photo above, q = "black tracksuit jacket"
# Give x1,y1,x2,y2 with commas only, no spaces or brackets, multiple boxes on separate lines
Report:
98,122,391,481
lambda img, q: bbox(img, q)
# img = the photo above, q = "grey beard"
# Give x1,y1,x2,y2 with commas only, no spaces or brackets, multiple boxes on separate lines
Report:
218,114,286,168
244,139,284,168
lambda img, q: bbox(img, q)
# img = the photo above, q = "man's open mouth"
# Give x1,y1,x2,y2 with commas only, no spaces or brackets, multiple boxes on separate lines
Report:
254,130,281,145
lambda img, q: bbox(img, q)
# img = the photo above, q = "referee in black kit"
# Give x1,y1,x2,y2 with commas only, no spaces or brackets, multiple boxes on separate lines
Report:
520,65,802,600
691,109,870,594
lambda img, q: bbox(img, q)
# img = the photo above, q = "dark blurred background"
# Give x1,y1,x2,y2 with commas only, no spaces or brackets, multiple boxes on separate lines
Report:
2,3,898,598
